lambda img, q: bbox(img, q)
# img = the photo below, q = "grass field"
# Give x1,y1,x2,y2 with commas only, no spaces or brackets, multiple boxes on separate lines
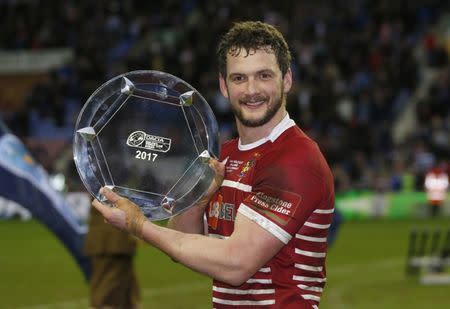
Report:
1,218,449,308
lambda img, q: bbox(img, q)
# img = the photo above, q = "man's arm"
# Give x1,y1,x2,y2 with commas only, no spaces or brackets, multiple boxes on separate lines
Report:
92,188,284,286
144,212,284,286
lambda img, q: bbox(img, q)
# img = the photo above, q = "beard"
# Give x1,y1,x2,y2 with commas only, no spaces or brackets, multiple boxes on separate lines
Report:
231,91,284,128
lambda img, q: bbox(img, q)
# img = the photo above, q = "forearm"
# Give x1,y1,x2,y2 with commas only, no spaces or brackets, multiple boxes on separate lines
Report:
141,220,251,286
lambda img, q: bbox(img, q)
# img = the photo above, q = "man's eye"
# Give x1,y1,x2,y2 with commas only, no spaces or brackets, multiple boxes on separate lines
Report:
260,73,271,79
232,75,244,82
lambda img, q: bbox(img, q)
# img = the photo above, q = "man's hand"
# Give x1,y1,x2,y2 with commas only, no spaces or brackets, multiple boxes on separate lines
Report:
92,187,146,238
196,157,227,207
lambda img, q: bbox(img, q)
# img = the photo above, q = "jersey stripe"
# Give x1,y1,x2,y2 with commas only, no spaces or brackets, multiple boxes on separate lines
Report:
295,263,323,272
295,248,326,258
222,180,252,192
213,286,275,295
213,298,276,306
296,234,327,242
297,284,324,292
302,294,321,302
238,204,292,244
313,208,334,214
304,221,331,229
246,278,272,284
293,275,326,283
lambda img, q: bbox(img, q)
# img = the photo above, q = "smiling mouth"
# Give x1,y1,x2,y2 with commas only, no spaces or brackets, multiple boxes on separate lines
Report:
240,98,268,107
243,101,264,107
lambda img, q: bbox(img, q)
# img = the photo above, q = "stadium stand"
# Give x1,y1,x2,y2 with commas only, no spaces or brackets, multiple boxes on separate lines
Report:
0,0,449,196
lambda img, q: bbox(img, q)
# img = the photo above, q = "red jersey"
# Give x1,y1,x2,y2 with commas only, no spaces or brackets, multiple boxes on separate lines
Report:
424,168,449,204
206,115,335,308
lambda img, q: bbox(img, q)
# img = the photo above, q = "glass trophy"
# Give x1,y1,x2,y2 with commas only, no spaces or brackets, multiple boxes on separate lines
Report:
73,70,219,221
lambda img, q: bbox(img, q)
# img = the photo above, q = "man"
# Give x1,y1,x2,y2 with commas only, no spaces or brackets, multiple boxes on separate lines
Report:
93,21,335,308
424,164,449,217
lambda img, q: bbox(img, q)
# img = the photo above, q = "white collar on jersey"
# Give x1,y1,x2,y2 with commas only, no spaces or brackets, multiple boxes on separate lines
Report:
238,113,296,151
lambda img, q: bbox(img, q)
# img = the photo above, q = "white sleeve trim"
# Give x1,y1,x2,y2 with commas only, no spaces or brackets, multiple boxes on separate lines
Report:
313,208,334,214
222,179,252,192
238,203,292,244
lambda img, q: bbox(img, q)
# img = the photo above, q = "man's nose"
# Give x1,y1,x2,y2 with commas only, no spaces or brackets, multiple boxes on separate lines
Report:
246,77,259,94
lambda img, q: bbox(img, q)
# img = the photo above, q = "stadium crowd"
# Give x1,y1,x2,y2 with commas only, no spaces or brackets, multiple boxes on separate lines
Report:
1,0,449,195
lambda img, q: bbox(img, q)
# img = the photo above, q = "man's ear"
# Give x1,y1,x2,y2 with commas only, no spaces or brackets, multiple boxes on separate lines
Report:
283,68,293,93
219,74,229,98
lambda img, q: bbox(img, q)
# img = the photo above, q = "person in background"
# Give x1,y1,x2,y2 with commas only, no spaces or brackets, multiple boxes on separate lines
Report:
91,21,334,308
84,206,140,309
327,207,343,247
424,163,449,217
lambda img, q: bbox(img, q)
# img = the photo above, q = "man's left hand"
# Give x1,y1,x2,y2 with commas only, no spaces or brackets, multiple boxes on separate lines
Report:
92,187,146,238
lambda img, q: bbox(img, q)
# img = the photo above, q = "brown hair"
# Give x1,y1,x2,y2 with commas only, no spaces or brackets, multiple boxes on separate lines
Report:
217,21,291,77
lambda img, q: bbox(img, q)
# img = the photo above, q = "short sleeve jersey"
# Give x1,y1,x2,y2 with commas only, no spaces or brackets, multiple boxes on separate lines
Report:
206,115,335,309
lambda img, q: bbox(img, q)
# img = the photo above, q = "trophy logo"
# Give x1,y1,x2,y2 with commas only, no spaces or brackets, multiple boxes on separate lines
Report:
126,131,172,153
126,131,146,147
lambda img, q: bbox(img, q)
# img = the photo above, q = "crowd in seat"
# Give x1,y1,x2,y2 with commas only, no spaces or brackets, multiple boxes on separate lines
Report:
1,0,449,194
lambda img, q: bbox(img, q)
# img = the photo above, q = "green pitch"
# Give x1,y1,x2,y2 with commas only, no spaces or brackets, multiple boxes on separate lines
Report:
0,218,449,308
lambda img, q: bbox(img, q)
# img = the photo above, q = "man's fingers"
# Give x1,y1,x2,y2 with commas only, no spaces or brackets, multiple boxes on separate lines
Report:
221,156,229,165
209,157,227,176
92,199,111,216
100,187,121,203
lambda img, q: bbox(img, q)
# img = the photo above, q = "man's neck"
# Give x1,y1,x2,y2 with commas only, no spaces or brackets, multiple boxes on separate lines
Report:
237,109,287,145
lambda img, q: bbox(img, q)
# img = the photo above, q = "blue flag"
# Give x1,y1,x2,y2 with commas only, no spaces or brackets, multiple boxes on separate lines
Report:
0,119,91,280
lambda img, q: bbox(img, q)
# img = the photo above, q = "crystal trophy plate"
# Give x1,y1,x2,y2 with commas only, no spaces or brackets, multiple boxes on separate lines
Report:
73,70,219,220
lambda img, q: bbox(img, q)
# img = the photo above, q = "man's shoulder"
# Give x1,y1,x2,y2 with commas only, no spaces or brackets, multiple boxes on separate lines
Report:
264,126,333,181
273,126,321,159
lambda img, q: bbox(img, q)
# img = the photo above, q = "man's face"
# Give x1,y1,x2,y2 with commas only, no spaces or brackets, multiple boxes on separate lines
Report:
219,48,292,128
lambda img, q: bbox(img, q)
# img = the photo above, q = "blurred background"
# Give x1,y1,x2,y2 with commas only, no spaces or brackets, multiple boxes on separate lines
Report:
0,0,449,308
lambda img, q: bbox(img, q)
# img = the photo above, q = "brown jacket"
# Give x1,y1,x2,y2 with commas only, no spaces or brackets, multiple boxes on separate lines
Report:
84,206,137,256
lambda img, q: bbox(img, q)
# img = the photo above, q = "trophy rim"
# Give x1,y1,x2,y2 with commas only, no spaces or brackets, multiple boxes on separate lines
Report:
72,70,220,220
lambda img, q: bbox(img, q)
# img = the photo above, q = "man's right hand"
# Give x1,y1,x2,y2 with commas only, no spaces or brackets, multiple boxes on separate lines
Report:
197,157,227,208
